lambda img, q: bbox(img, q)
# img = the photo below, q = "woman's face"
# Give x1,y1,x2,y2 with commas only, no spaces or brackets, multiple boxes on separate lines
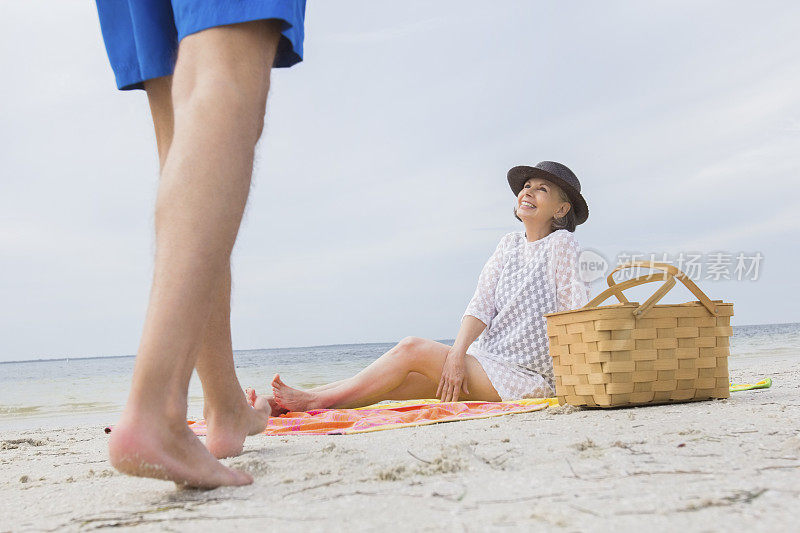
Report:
516,178,570,222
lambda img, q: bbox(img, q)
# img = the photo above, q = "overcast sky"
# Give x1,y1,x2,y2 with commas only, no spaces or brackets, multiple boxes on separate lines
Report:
1,1,799,362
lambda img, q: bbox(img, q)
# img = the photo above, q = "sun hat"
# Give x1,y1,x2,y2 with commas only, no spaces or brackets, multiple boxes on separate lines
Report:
507,161,589,225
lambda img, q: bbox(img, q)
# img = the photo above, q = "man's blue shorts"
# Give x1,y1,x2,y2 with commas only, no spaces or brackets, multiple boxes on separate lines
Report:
95,0,307,91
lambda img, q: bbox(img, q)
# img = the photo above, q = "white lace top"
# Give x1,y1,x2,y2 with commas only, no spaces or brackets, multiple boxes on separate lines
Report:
463,229,591,400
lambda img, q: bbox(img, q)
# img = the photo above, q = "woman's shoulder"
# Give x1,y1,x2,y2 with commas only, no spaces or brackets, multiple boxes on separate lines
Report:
499,231,525,248
547,229,582,256
548,229,580,246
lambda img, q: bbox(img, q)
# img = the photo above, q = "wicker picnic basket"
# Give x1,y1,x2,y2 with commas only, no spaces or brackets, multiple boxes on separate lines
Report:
544,261,733,408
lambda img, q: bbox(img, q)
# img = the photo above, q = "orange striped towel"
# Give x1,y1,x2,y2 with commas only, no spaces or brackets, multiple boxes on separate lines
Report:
104,380,769,436
187,398,556,436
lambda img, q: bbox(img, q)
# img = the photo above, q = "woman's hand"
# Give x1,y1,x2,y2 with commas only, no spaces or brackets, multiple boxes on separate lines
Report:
437,347,470,402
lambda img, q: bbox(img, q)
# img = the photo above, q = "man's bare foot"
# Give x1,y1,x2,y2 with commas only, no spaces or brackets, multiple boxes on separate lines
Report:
245,387,288,417
271,374,325,412
108,413,253,489
203,393,270,459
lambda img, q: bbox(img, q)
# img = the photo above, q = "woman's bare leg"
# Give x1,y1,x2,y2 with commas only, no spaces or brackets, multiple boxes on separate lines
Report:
306,371,427,395
383,372,441,400
271,337,501,410
248,371,434,415
108,20,283,488
347,371,440,407
143,76,270,459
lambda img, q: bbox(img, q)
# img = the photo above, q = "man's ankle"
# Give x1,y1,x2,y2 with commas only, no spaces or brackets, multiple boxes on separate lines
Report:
203,390,249,418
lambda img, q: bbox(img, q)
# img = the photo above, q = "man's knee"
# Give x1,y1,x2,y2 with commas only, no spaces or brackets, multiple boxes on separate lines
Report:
170,22,280,143
172,73,268,143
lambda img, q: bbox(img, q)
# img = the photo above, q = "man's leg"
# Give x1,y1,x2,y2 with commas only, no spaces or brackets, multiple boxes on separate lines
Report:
109,20,282,488
144,76,269,459
195,262,271,459
144,76,174,170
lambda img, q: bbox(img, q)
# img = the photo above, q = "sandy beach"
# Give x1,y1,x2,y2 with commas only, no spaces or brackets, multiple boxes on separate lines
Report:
2,352,798,532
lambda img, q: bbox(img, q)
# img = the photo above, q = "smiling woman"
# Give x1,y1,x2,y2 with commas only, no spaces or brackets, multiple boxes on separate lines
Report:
249,161,593,413
514,177,577,232
510,161,587,233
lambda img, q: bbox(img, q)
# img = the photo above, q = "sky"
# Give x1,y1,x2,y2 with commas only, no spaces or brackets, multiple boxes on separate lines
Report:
1,1,799,362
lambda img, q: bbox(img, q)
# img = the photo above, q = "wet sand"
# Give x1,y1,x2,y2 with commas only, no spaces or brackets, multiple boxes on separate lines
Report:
2,353,798,532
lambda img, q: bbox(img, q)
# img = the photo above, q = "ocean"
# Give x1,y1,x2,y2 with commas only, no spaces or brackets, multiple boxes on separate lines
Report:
1,323,798,432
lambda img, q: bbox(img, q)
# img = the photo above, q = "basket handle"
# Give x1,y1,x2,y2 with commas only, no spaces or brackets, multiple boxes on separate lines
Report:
584,272,677,318
606,261,718,317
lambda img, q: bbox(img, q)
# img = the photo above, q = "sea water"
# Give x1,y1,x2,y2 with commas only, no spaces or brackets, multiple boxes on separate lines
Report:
0,342,413,431
1,323,798,432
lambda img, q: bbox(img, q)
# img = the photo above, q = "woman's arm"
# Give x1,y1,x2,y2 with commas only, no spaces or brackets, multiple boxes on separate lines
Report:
462,235,508,328
452,315,487,354
436,314,489,402
438,235,508,402
552,232,592,312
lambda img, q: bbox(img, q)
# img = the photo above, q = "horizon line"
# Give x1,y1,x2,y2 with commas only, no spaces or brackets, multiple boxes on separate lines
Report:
1,320,798,365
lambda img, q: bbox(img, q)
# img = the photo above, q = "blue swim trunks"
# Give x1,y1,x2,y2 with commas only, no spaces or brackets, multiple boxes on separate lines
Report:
95,0,307,91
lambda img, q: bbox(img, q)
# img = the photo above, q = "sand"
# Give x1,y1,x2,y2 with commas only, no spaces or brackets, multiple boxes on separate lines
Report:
2,353,798,532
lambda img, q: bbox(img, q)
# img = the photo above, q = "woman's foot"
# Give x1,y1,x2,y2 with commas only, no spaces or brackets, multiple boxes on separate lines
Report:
245,387,288,417
108,412,253,489
271,374,325,412
203,392,270,459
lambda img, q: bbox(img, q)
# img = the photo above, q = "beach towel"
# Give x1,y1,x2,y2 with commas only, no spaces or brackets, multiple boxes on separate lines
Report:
187,398,556,436
104,379,772,436
728,377,771,392
183,379,772,436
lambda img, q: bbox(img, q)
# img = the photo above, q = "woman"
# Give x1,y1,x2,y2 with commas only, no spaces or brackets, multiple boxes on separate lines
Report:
252,161,591,413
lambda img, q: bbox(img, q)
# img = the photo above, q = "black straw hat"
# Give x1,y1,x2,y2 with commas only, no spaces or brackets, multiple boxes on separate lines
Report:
507,161,589,225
